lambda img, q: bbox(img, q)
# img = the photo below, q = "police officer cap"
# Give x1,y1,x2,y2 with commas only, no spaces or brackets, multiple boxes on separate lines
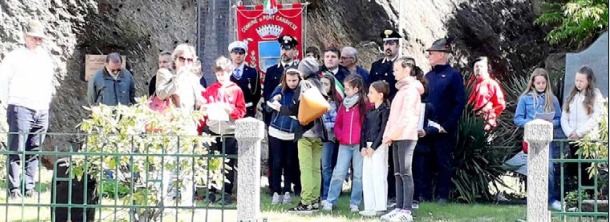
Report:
278,34,299,50
380,29,401,42
228,40,248,53
426,37,454,53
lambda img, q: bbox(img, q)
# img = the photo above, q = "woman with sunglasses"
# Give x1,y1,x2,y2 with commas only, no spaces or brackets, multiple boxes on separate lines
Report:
154,43,205,207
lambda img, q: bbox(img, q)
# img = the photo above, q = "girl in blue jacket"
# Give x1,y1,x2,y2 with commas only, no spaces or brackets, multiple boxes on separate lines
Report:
266,68,302,205
513,68,562,211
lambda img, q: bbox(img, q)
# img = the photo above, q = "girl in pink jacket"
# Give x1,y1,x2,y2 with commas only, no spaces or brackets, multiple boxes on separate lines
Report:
380,57,424,222
322,74,367,212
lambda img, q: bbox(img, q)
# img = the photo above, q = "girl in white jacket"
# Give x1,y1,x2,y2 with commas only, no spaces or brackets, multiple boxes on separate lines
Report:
561,65,604,140
560,65,604,187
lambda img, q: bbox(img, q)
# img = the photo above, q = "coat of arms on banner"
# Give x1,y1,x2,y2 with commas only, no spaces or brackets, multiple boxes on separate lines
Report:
235,3,304,81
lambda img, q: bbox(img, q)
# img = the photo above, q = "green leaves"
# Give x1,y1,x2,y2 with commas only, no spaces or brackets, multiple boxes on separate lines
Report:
72,96,225,221
535,0,608,48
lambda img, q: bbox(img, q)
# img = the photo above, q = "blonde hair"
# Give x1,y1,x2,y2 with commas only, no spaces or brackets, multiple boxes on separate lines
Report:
171,44,197,70
522,68,555,112
213,56,232,73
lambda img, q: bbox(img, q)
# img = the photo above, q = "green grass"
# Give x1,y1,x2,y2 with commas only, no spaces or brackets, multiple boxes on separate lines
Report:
260,192,528,222
1,169,606,222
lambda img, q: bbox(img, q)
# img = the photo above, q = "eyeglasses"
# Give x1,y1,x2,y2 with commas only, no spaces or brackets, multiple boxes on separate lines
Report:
340,56,354,60
109,68,121,73
178,56,194,63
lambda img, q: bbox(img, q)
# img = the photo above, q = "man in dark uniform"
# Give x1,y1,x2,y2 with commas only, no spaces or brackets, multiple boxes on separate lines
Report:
263,34,300,196
370,28,402,206
369,29,401,101
263,35,299,126
424,37,466,204
228,40,261,118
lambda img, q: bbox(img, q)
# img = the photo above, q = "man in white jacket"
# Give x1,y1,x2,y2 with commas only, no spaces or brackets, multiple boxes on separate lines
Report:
0,20,56,199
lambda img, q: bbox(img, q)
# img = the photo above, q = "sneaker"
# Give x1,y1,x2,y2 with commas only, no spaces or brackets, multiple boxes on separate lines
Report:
24,190,36,198
322,201,333,211
387,198,396,208
412,201,419,210
218,194,233,206
350,204,359,212
282,192,292,204
204,193,217,203
312,201,320,210
549,200,562,211
9,190,21,200
271,192,281,205
387,210,413,222
289,202,315,215
380,209,401,221
359,210,381,217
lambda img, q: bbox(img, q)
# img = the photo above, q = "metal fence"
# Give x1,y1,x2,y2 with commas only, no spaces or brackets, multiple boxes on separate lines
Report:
551,139,609,221
0,132,238,222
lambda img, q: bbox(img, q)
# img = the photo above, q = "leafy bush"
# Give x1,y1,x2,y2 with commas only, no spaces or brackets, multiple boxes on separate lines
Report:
535,0,609,48
100,179,130,199
73,97,225,221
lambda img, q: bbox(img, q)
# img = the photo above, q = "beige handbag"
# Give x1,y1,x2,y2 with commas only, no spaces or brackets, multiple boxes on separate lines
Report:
298,81,330,125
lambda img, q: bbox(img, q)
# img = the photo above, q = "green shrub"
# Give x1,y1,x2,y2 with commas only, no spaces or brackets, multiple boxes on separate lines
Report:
535,0,609,48
73,97,225,221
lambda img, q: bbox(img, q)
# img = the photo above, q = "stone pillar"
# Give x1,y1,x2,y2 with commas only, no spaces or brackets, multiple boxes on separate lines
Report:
234,117,265,222
524,119,553,222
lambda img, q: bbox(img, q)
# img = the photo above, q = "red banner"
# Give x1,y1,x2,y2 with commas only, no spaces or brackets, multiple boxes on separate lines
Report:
236,4,304,79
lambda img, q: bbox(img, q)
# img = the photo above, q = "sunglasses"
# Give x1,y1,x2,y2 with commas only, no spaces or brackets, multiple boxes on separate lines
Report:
178,56,194,63
231,49,246,55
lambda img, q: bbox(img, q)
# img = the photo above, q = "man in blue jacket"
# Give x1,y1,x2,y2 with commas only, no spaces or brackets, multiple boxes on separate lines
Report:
424,37,466,204
87,52,136,106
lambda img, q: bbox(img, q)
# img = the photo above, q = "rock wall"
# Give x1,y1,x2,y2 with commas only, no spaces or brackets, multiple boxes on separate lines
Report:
0,0,197,136
299,0,550,80
0,0,552,138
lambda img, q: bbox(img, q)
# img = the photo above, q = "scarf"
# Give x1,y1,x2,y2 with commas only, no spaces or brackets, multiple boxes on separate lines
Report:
343,94,360,109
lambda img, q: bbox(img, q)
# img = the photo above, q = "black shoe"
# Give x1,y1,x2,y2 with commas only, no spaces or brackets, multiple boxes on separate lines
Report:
24,190,36,198
312,199,320,210
9,190,22,200
289,202,316,215
205,193,217,203
218,195,233,206
387,198,396,208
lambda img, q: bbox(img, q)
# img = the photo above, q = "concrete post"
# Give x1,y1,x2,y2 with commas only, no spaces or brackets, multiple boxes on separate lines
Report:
234,117,265,222
524,119,553,222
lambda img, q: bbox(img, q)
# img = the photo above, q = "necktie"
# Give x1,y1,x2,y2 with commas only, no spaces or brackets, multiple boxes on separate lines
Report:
233,68,242,79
